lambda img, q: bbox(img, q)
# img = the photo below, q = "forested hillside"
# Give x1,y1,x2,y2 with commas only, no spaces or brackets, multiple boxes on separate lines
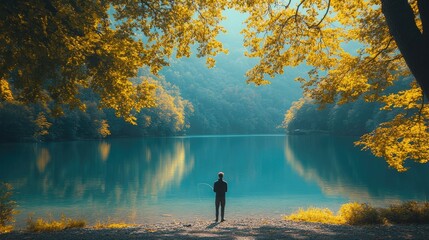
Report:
283,77,413,136
159,11,303,134
0,77,191,142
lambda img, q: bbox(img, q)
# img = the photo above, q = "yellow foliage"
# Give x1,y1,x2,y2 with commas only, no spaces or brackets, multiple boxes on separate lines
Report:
282,98,307,129
0,225,13,233
285,203,375,225
248,1,426,171
338,202,382,225
142,77,193,132
33,112,52,139
93,221,135,229
286,202,429,225
0,182,17,230
26,215,86,232
0,79,14,102
356,112,429,172
97,119,111,138
0,0,228,123
285,207,345,225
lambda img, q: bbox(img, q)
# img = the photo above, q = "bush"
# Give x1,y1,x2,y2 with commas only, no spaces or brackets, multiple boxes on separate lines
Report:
381,201,429,224
285,207,345,225
338,202,382,225
0,182,16,233
285,201,429,226
26,215,86,232
420,202,429,223
93,221,135,229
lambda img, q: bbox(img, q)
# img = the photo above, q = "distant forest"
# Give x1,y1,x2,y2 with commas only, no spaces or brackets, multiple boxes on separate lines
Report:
0,76,190,141
284,77,413,136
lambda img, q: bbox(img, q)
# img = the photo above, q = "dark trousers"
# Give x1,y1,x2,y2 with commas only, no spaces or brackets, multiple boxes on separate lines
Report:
215,197,225,220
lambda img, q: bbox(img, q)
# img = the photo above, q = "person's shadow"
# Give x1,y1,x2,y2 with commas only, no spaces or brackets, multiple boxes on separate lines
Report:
206,222,220,229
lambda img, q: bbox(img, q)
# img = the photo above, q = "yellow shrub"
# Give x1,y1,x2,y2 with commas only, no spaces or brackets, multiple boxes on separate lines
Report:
338,202,382,225
381,201,429,224
26,215,86,232
285,207,345,225
0,182,17,232
93,221,135,229
285,202,382,225
0,225,13,233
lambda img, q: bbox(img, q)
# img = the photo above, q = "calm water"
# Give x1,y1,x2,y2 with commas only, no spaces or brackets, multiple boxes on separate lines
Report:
1,135,429,227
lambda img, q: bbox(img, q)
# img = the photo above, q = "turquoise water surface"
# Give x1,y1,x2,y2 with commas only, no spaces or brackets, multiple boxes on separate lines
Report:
1,135,429,226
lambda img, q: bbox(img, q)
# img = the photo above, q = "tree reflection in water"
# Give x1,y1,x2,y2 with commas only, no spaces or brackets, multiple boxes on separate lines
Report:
0,138,195,225
284,135,429,204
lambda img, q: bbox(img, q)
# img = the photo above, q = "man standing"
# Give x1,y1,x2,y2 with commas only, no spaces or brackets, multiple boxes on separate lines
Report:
213,172,227,222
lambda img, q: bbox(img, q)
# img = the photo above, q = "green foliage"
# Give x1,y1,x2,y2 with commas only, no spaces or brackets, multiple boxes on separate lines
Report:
161,44,302,135
283,97,389,136
0,182,16,233
26,215,86,232
0,103,34,141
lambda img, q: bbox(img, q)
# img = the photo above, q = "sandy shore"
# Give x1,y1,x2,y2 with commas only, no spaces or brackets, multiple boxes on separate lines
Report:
2,218,429,240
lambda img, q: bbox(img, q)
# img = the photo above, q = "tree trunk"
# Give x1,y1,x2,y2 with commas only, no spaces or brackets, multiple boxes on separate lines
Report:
381,0,429,99
418,0,429,43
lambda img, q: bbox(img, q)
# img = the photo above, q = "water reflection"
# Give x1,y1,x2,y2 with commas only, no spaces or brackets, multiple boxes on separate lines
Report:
284,135,429,203
0,138,194,205
35,148,50,173
98,142,111,161
144,141,194,196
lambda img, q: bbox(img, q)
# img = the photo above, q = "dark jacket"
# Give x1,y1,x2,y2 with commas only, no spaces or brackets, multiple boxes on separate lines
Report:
214,179,228,198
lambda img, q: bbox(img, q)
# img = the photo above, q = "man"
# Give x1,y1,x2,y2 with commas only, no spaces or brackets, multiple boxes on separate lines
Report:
213,171,228,222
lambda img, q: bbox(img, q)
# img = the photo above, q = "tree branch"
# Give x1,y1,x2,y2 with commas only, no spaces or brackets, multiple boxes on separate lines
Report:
310,0,330,28
295,0,306,24
368,37,394,64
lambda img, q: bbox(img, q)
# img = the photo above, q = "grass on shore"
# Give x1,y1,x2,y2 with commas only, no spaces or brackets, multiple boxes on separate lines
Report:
24,215,135,232
93,220,135,229
26,215,86,232
286,201,429,225
0,225,13,233
0,182,17,233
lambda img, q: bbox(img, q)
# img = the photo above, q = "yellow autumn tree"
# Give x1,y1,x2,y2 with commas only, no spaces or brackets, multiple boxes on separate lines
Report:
0,0,228,124
139,76,193,134
97,119,111,138
243,0,427,171
33,112,52,141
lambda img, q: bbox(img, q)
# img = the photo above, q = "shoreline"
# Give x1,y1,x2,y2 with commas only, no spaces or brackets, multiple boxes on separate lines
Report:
2,217,429,240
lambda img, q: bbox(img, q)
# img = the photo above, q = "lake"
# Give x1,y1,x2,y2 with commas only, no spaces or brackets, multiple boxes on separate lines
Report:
1,135,429,227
